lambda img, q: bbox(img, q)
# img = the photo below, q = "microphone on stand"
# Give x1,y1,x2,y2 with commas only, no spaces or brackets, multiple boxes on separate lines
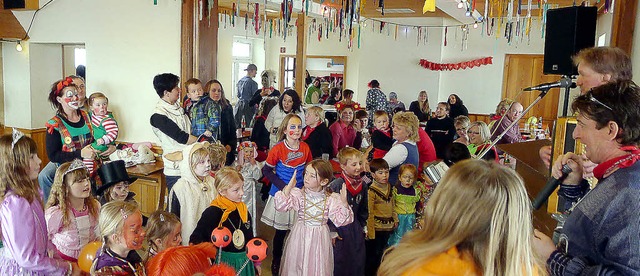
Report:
524,77,575,91
531,164,573,210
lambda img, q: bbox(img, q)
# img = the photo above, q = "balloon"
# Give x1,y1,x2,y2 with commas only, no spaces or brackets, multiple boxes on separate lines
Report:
246,238,268,262
210,227,232,248
78,241,102,272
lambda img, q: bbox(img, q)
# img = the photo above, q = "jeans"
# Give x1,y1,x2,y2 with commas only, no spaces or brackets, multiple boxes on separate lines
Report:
38,162,59,203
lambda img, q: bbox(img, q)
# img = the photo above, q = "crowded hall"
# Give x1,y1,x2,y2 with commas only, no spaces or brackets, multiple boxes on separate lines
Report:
1,0,640,275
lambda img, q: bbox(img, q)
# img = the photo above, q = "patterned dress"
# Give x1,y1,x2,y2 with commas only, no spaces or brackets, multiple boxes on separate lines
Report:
365,88,389,126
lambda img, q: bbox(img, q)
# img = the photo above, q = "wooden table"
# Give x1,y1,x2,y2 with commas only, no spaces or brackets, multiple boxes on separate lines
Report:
126,161,166,216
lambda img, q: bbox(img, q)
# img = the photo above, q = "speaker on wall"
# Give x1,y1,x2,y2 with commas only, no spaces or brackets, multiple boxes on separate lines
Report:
543,6,597,76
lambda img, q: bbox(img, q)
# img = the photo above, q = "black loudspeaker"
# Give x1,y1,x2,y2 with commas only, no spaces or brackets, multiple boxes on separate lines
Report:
543,6,597,76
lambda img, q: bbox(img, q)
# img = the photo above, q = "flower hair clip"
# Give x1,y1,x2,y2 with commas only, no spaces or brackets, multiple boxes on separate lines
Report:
11,128,24,149
54,77,74,95
63,159,87,177
120,208,128,220
237,141,257,153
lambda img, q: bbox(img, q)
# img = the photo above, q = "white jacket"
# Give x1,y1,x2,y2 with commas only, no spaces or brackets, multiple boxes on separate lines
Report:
152,99,191,176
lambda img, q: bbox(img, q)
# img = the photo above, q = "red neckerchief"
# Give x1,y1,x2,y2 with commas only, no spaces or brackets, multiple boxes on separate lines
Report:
342,172,363,196
302,125,316,141
592,146,640,180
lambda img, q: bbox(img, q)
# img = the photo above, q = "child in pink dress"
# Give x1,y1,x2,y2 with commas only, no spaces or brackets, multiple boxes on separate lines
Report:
45,159,100,262
275,160,353,276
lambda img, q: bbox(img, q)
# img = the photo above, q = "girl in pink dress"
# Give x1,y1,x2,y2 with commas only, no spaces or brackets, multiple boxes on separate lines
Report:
45,159,100,262
0,131,79,275
275,160,353,276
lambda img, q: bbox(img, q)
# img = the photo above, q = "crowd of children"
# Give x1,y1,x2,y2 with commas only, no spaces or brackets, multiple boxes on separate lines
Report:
0,75,530,276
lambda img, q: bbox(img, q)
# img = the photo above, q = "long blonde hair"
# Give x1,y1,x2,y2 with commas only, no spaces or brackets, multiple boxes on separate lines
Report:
0,134,41,205
418,91,430,114
378,159,542,276
46,161,100,228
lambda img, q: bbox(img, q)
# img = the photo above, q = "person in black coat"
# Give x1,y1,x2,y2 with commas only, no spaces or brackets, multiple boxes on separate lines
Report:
250,97,278,161
204,80,237,165
409,90,431,123
447,94,469,119
302,106,333,159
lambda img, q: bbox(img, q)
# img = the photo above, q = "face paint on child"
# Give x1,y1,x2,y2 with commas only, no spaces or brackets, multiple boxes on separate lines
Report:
110,182,130,201
286,117,302,140
122,211,145,250
400,171,415,188
193,156,211,177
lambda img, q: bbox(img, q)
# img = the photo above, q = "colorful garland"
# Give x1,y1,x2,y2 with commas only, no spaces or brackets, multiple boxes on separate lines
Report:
419,57,493,71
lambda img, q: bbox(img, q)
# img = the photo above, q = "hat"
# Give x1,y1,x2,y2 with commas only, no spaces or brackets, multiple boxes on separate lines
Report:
244,64,258,71
389,92,398,99
96,160,138,195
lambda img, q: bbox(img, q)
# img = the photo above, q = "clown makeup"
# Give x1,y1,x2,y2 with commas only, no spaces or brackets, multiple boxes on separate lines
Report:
219,180,244,202
91,97,109,116
157,222,182,251
341,157,363,178
286,117,302,140
193,155,211,178
187,83,204,101
399,171,415,188
109,182,130,201
122,211,145,250
209,83,223,101
69,175,91,200
58,87,80,110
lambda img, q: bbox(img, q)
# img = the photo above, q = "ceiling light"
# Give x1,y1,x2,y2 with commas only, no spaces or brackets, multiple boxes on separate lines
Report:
473,23,478,29
457,2,464,8
16,41,22,52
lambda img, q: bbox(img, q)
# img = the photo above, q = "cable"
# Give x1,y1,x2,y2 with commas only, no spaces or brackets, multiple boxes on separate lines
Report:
21,0,56,40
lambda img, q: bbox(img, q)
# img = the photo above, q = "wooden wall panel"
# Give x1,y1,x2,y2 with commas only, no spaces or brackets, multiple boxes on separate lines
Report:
181,0,196,83
2,127,49,169
197,1,218,82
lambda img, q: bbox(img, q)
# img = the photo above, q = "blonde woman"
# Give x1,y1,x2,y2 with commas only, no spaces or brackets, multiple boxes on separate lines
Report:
379,159,543,276
408,91,431,123
382,112,420,185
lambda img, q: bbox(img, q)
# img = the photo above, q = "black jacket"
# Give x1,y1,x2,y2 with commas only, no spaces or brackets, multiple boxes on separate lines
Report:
303,123,334,159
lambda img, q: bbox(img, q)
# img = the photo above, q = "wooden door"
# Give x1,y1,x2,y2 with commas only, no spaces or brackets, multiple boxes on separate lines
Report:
502,54,562,122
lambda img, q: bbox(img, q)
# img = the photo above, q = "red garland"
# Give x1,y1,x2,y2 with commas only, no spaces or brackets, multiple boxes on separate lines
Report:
418,57,493,71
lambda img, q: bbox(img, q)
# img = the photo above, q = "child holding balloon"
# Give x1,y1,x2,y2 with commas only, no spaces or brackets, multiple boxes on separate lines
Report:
45,159,100,262
190,167,259,276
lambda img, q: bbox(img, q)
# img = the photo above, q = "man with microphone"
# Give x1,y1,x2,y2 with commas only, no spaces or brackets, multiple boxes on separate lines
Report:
533,80,640,275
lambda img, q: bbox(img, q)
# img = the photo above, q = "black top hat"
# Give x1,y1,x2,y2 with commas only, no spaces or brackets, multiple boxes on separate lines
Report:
96,160,138,195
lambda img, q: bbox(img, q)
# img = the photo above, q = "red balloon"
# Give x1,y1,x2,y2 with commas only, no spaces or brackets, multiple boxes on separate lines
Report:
246,238,268,262
211,227,232,248
78,241,102,273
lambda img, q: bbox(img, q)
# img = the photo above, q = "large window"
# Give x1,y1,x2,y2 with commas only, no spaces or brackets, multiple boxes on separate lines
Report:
232,40,253,103
283,56,295,90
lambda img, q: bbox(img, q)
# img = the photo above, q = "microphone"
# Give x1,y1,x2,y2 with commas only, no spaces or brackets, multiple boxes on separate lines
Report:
531,164,573,210
524,78,575,91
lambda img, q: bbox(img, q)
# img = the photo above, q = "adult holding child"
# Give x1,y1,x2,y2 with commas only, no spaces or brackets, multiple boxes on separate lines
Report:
533,80,640,275
383,112,420,185
39,77,114,203
150,73,198,192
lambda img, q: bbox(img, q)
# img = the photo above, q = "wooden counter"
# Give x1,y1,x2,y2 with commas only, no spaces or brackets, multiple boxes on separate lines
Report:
126,161,166,216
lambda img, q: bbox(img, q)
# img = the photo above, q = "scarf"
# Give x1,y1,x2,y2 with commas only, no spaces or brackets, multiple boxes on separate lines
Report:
592,146,640,180
210,196,248,228
342,172,363,196
302,125,316,141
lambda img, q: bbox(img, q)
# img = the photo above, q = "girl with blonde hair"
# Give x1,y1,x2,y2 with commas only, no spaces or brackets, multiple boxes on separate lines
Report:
379,159,542,276
45,159,100,262
409,90,431,123
145,210,182,261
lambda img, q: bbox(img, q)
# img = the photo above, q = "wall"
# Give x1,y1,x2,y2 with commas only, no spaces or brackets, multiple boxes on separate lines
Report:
439,18,548,114
2,41,31,129
633,1,640,84
595,11,613,46
8,0,181,144
29,43,63,127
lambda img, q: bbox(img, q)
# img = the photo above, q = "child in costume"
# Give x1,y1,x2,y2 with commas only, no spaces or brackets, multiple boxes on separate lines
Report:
371,110,393,159
0,131,79,275
387,164,421,246
86,92,119,173
144,210,182,262
146,242,217,276
168,142,218,245
275,160,354,276
328,147,368,276
45,159,100,262
91,200,146,275
414,170,438,230
365,158,396,275
235,141,262,236
261,113,312,275
190,167,260,276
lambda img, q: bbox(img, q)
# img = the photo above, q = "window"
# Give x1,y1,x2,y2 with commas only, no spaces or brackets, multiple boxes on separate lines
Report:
74,48,86,68
232,40,253,103
283,56,295,90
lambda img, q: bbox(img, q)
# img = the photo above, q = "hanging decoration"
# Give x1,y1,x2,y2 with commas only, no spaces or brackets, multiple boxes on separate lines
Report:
419,57,493,71
423,0,435,13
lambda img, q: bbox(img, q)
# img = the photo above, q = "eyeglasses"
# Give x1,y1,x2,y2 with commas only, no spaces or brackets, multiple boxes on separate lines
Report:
589,95,613,111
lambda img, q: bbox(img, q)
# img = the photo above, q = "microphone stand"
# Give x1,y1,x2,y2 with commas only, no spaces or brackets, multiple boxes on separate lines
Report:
476,88,552,160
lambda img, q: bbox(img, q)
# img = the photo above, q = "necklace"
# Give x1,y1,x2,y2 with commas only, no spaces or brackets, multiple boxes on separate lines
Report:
228,217,245,249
